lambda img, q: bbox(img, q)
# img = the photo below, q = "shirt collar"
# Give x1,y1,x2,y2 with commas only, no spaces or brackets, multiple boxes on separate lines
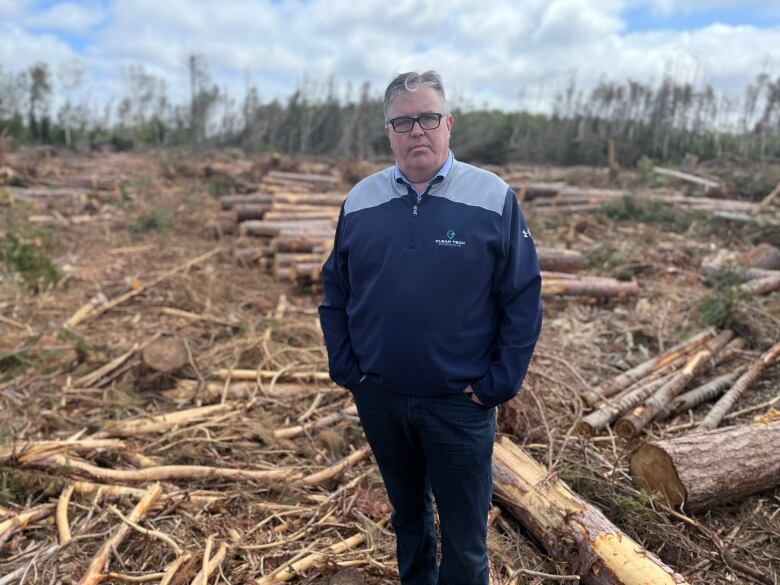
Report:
394,151,454,193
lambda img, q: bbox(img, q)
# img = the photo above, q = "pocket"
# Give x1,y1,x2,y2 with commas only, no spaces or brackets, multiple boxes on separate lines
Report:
461,391,489,409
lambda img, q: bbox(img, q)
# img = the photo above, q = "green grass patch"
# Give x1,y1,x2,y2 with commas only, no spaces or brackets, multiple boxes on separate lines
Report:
599,195,705,233
698,269,745,329
129,209,172,234
1,233,61,291
207,176,237,198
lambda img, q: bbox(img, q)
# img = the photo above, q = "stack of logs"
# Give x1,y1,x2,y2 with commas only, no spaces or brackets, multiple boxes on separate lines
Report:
579,328,780,439
202,170,343,288
209,191,639,300
504,178,780,220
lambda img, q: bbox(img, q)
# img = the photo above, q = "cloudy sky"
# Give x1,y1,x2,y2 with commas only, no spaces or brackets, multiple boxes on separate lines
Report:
1,0,780,111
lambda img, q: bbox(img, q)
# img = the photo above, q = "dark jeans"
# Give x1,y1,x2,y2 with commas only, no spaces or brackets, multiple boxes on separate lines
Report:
351,380,496,585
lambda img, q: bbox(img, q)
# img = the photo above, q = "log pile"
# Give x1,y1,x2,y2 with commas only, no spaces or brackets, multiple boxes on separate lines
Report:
576,328,775,437
206,191,341,286
505,179,780,221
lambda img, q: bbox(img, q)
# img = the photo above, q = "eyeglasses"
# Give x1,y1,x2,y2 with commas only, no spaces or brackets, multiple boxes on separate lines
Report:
386,113,444,133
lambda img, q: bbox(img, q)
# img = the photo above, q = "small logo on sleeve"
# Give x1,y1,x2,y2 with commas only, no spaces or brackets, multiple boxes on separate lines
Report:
435,228,466,248
522,228,532,239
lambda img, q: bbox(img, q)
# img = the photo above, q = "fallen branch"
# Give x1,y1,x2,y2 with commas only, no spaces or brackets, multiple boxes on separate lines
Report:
614,332,738,439
698,341,780,431
255,529,368,584
274,405,357,440
64,247,224,328
300,445,373,487
77,483,163,585
56,484,74,545
35,453,299,484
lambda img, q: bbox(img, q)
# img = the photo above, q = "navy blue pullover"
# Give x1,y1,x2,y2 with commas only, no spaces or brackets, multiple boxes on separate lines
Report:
318,158,542,408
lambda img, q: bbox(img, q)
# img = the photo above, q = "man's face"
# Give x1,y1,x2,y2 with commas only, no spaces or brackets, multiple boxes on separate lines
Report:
385,86,453,182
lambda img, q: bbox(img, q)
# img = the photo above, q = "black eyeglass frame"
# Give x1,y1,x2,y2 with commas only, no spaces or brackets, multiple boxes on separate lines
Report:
386,112,445,133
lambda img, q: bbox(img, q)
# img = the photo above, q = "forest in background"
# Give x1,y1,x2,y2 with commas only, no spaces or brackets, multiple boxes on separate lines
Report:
3,55,780,168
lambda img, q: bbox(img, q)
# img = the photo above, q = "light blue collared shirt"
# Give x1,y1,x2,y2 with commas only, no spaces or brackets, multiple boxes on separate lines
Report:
393,151,454,201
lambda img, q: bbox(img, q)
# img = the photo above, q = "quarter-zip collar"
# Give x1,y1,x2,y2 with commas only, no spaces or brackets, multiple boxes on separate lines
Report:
393,150,454,200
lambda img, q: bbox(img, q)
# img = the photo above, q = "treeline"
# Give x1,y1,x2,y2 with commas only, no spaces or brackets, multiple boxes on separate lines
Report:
2,55,780,166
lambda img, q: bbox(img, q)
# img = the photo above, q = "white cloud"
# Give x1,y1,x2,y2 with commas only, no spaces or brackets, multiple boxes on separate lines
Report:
24,2,106,34
1,1,780,114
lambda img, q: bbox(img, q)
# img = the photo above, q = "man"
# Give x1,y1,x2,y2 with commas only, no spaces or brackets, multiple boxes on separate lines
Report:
319,71,542,585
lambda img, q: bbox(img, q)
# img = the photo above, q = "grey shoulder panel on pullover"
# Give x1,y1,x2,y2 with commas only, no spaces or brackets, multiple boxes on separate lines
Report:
344,167,401,216
431,161,509,216
343,159,509,217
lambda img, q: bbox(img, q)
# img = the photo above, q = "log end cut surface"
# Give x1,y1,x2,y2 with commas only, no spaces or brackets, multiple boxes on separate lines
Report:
629,444,687,508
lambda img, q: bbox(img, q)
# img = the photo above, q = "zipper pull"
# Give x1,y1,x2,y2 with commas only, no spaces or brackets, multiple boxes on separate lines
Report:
413,205,418,216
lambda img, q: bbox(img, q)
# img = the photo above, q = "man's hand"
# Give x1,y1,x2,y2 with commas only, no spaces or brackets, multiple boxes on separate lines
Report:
464,385,485,405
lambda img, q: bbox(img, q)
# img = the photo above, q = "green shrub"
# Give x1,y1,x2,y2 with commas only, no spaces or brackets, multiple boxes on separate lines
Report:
207,176,236,198
129,209,172,234
698,269,744,329
1,234,60,291
636,155,654,183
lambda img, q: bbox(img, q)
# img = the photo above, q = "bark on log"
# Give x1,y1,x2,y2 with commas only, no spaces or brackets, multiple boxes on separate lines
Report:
492,437,688,584
273,236,331,253
232,203,271,222
265,170,340,185
742,243,780,270
740,273,780,295
264,210,340,221
541,278,639,298
629,420,780,510
614,332,737,439
669,366,749,414
273,193,345,206
536,247,586,273
220,194,273,210
698,341,780,431
578,373,676,436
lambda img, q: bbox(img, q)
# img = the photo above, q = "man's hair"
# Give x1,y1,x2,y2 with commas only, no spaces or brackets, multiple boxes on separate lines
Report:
383,71,448,122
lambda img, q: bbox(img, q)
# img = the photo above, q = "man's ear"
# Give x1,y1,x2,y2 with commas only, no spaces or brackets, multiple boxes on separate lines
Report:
384,124,390,139
445,114,454,132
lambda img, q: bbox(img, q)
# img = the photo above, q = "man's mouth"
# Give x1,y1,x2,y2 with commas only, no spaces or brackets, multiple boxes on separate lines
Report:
409,144,429,152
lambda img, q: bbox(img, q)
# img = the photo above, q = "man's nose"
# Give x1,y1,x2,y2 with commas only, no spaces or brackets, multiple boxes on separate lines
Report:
410,120,425,136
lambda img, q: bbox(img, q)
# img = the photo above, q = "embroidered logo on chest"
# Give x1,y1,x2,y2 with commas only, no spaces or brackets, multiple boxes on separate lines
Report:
434,228,466,248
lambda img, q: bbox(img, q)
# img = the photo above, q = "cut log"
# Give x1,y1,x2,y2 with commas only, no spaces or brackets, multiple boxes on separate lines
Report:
614,332,738,439
652,166,721,190
742,243,780,270
142,336,189,374
629,420,780,510
578,372,676,436
541,277,639,298
740,273,780,295
264,210,339,221
536,247,586,273
582,329,716,405
232,203,271,222
220,194,273,210
698,341,780,431
492,437,688,584
669,366,749,414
